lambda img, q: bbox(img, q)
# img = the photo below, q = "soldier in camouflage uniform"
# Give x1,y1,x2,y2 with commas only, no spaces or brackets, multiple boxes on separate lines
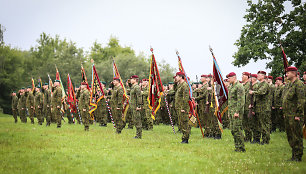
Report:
249,71,270,144
227,72,246,152
267,76,276,133
141,79,153,130
129,75,142,139
110,77,124,133
273,77,285,132
241,72,251,141
125,80,134,129
195,75,207,129
79,82,91,131
18,88,27,123
26,86,35,124
94,82,107,127
11,91,18,123
43,83,52,126
167,82,177,126
282,67,305,162
34,86,44,125
174,72,191,143
51,80,63,128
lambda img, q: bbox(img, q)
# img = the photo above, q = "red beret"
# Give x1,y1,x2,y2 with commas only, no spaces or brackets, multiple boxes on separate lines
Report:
173,76,176,78
286,66,297,72
201,74,207,78
251,74,257,78
227,72,236,78
224,79,228,82
130,75,139,79
207,74,212,78
176,71,185,76
275,77,282,81
113,77,120,80
297,72,300,76
81,82,87,85
268,76,273,79
142,79,149,82
242,72,250,76
257,71,266,75
304,72,306,75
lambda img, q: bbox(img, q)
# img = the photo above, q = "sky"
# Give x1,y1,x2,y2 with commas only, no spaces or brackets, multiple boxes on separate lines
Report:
0,0,273,81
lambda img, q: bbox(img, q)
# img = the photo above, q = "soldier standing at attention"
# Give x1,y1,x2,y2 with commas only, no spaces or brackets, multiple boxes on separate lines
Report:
11,91,18,123
174,72,191,144
241,72,251,142
273,77,285,132
227,72,246,152
34,86,44,125
249,71,270,145
18,88,27,123
26,86,35,124
194,75,208,134
79,82,91,131
141,79,153,130
282,66,305,162
51,80,62,128
130,75,142,139
110,77,124,134
43,83,52,126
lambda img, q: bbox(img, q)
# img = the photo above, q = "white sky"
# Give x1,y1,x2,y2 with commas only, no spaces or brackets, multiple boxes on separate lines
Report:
1,0,274,81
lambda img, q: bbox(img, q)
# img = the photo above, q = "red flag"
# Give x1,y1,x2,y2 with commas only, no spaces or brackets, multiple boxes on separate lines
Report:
148,48,164,120
113,58,130,121
67,74,77,113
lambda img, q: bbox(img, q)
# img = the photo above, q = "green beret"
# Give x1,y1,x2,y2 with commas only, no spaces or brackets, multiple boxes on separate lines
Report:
102,81,106,85
44,83,48,86
89,85,92,88
76,86,79,88
21,87,25,90
27,86,31,88
36,85,41,88
54,80,60,83
12,91,16,93
168,82,174,84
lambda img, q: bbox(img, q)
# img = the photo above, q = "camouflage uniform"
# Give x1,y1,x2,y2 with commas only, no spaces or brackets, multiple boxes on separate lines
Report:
175,81,191,142
18,93,27,123
242,82,251,141
246,82,259,142
141,86,153,130
79,89,90,130
282,79,305,161
110,85,124,133
195,84,207,129
167,88,177,126
228,81,245,151
267,84,275,134
26,91,35,124
95,88,108,126
51,86,62,127
125,87,134,129
253,80,270,144
130,83,142,138
209,88,222,139
43,89,52,125
273,85,284,131
34,90,44,125
269,84,276,132
11,95,18,123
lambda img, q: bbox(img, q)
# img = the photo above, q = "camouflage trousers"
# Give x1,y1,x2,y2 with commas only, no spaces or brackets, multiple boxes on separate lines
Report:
125,109,134,129
222,111,229,129
44,107,52,124
52,107,62,127
275,108,285,132
28,108,35,124
19,109,27,123
177,110,191,141
285,116,304,160
271,109,277,132
230,115,245,150
243,111,252,141
96,105,107,125
35,108,43,124
203,112,211,137
142,108,153,130
256,111,270,143
132,109,142,138
208,111,221,137
12,109,18,122
80,110,90,129
113,108,124,133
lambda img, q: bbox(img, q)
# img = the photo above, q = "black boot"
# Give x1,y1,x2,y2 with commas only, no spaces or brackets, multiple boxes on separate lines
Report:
84,126,89,131
181,139,189,144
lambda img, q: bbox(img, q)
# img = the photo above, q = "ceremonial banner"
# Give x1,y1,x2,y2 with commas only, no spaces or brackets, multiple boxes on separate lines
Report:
67,74,77,114
89,64,105,116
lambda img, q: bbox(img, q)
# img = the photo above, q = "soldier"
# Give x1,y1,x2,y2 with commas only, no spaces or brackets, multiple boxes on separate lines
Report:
227,72,246,152
249,71,270,144
34,86,44,125
129,75,142,139
141,79,153,130
167,81,177,127
222,79,230,129
110,77,124,133
267,76,275,133
11,91,18,123
17,88,27,123
174,72,191,143
79,82,91,131
247,74,259,143
51,80,63,128
273,77,285,132
43,83,52,126
282,66,305,162
125,79,134,129
194,75,208,133
241,72,251,142
26,86,35,124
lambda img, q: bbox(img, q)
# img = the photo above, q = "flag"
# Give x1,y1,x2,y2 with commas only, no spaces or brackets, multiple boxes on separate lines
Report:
67,74,77,114
281,45,289,72
81,64,91,91
47,74,53,96
113,58,130,121
55,66,66,99
211,47,228,124
31,78,35,92
147,49,164,120
89,64,105,118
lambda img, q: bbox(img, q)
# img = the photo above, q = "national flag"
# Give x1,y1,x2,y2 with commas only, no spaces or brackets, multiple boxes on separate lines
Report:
67,73,77,114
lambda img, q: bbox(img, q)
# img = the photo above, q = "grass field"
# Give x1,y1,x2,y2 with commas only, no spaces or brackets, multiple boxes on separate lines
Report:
0,113,305,174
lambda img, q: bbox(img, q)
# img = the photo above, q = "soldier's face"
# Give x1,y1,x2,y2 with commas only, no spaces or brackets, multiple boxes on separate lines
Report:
257,74,264,81
228,76,235,84
27,88,31,92
286,71,296,80
268,79,272,83
200,77,205,83
130,78,136,84
198,84,203,88
12,93,16,96
251,77,257,83
303,74,306,81
54,82,60,87
169,84,173,89
242,75,248,82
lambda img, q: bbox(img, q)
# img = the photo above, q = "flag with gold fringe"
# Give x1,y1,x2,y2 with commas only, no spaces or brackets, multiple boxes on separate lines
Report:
67,73,77,114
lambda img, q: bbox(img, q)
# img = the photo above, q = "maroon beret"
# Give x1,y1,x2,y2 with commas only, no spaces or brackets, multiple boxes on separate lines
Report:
286,66,297,72
275,77,282,81
224,79,228,82
268,76,273,79
113,77,120,80
142,79,149,82
176,71,185,76
130,75,139,79
242,72,250,76
207,74,212,78
257,71,266,75
81,82,87,85
227,72,236,78
297,72,300,76
201,74,207,78
251,74,257,78
304,72,306,75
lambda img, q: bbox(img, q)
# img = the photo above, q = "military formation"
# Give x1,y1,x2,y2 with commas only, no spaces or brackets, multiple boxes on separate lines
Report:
10,67,305,162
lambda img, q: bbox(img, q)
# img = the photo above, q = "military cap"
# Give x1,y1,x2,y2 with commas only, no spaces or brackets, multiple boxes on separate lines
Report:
227,72,236,78
201,74,207,78
113,77,120,80
44,83,48,86
27,86,31,88
54,80,60,83
275,77,282,81
130,75,139,79
207,74,212,78
168,82,174,84
176,72,185,76
12,91,16,93
192,82,199,85
21,87,25,90
251,74,257,78
102,81,107,85
76,85,79,88
142,79,149,82
89,85,91,88
242,72,250,76
81,82,87,85
36,85,41,88
257,71,266,75
268,76,273,79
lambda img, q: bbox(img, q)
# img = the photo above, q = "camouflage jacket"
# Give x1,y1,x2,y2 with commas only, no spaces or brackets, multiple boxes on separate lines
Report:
174,81,190,113
51,86,62,109
268,83,275,109
12,95,18,109
282,79,305,118
253,80,269,112
129,83,141,109
195,83,208,111
43,90,51,111
273,85,283,108
243,82,250,111
228,81,245,116
110,85,124,109
79,89,90,111
34,91,43,109
17,93,27,110
246,82,258,111
26,91,35,109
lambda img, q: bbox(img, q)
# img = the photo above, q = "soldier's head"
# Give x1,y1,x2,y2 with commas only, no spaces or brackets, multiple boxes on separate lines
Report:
113,77,120,86
250,74,258,83
275,77,283,86
286,66,298,81
142,79,149,87
198,83,203,88
267,76,273,83
207,74,212,81
12,91,16,96
227,72,237,84
43,83,48,90
257,71,266,81
27,86,32,92
200,75,207,83
102,81,106,88
35,86,40,92
81,82,88,90
192,83,197,89
175,72,185,83
130,75,139,84
54,80,60,87
20,87,25,94
168,82,174,89
242,72,250,82
303,72,306,81
224,79,229,87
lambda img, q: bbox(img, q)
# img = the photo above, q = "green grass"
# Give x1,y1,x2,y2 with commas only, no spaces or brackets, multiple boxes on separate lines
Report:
0,113,305,174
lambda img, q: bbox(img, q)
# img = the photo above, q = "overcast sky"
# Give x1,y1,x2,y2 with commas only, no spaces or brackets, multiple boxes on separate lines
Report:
1,0,274,81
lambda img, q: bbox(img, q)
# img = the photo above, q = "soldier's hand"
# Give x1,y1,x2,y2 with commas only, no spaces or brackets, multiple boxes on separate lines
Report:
234,113,239,118
249,104,252,109
57,106,60,109
181,110,185,113
83,109,86,111
206,101,209,104
272,107,275,109
207,87,212,90
252,112,255,115
280,107,282,110
294,117,300,121
249,90,253,94
31,106,34,109
116,108,120,110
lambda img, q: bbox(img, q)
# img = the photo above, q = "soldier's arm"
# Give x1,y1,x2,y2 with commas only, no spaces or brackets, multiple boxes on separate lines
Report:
117,88,124,108
195,88,205,101
296,82,305,118
136,86,142,108
253,83,268,96
182,84,190,111
236,85,245,114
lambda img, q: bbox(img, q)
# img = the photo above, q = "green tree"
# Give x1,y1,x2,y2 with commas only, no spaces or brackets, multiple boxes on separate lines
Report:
233,0,305,77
